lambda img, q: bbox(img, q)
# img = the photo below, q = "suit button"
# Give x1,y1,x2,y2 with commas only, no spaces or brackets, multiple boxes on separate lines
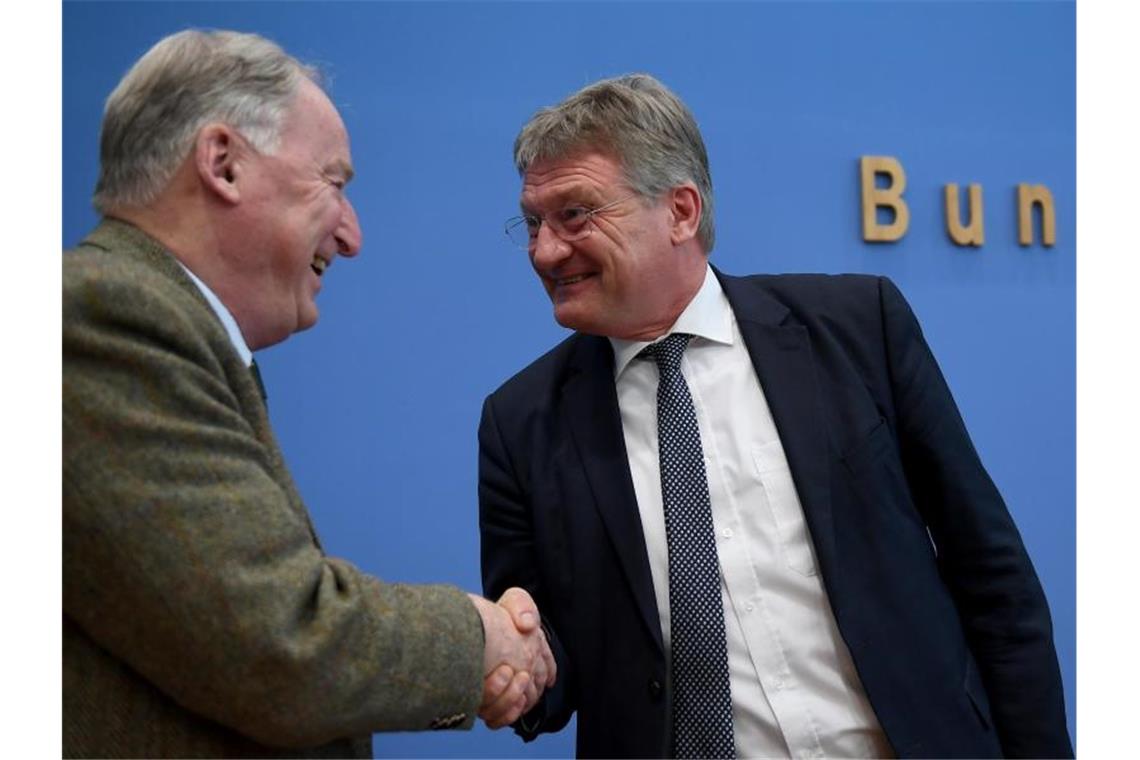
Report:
648,678,663,702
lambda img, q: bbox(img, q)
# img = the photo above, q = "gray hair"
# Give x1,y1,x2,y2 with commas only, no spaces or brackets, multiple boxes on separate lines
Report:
513,73,716,253
93,29,319,213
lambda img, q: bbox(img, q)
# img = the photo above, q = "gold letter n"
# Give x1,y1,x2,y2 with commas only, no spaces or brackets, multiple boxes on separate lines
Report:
1018,184,1056,247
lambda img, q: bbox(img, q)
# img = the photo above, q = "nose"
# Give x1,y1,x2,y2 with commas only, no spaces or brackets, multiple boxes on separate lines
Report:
529,221,572,271
334,197,362,257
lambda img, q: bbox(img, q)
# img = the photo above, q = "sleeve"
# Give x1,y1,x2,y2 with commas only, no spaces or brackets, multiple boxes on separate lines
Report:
477,394,576,740
878,276,1072,758
62,261,485,748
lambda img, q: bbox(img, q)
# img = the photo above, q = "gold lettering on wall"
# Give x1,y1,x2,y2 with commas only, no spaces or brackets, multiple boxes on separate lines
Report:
1018,184,1056,246
860,156,909,242
944,183,985,246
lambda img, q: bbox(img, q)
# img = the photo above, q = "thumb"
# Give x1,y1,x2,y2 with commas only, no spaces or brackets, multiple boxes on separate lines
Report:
498,587,539,632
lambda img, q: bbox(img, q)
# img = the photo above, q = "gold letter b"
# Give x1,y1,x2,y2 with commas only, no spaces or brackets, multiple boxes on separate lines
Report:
861,156,910,242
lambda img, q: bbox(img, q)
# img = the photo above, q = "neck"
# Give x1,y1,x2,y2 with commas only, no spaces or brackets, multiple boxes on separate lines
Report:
618,254,708,342
107,179,264,348
108,161,220,273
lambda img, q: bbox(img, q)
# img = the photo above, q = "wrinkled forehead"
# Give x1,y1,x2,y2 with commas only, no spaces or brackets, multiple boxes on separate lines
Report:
280,80,354,175
295,80,349,135
520,150,628,209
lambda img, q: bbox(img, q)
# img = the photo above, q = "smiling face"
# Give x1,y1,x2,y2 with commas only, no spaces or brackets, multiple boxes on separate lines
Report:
228,79,362,348
521,151,705,341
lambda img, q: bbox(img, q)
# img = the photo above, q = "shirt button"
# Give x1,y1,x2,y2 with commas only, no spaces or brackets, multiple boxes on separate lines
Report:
745,603,755,613
722,528,733,539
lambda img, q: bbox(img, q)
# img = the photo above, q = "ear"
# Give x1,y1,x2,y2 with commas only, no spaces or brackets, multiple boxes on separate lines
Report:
667,182,702,246
194,124,243,204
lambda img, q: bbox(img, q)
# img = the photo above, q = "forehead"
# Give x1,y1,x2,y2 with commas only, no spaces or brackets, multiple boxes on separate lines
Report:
520,151,626,209
277,80,353,175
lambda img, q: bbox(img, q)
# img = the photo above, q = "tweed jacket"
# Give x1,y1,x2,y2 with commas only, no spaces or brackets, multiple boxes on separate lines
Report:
63,219,484,758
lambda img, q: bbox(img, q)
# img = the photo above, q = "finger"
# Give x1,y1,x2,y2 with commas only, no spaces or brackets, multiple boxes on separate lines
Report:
482,674,529,729
479,683,518,727
529,657,547,691
527,640,549,692
518,627,554,692
479,663,514,708
479,671,530,729
538,633,557,688
522,672,539,713
498,587,539,633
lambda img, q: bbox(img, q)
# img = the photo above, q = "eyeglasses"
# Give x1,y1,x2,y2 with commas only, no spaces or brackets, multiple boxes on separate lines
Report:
505,194,638,250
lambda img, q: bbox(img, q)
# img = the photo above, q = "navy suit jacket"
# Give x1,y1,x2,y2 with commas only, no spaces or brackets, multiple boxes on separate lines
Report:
480,270,1071,758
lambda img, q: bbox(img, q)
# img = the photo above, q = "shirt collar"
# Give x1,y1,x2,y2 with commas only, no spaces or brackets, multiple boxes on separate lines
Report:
176,262,254,367
609,264,734,379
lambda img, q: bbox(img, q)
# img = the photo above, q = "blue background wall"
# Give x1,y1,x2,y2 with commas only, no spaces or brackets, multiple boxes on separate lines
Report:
63,2,1075,756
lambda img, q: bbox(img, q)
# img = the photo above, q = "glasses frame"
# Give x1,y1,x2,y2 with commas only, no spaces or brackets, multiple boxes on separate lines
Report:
505,193,638,250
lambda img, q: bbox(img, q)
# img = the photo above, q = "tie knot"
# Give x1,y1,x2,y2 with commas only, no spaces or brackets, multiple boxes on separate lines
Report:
639,332,693,373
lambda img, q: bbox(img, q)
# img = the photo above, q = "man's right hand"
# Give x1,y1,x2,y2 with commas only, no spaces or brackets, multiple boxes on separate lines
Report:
468,588,556,729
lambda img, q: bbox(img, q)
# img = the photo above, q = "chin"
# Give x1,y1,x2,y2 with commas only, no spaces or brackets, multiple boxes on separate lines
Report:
552,304,584,331
553,307,607,336
295,301,320,331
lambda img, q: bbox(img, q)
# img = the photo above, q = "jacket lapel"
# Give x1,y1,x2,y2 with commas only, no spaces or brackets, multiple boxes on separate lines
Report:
562,335,665,654
554,267,839,652
716,269,837,574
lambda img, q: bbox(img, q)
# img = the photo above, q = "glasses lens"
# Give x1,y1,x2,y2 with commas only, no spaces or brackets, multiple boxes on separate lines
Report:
505,218,533,249
555,207,592,241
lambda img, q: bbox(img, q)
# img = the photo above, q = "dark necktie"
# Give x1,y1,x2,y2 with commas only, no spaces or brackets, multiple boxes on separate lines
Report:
249,359,268,404
640,333,735,759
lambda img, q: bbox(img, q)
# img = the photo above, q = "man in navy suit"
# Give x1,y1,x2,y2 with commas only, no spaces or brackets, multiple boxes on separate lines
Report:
479,74,1071,758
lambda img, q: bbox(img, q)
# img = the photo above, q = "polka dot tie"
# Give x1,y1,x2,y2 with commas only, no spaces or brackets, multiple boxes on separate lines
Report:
640,333,735,759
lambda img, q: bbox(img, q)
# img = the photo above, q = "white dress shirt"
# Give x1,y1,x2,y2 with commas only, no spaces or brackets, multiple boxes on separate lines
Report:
610,265,893,759
177,262,253,366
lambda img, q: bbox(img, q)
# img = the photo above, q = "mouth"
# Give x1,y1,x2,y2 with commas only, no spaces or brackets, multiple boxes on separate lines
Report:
553,273,594,287
311,255,329,277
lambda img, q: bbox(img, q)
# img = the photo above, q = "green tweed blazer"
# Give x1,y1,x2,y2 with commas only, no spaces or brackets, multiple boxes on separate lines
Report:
63,220,484,758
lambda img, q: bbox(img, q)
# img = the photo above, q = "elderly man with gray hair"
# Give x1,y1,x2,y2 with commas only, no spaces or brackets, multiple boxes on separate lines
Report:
479,74,1072,758
64,29,553,758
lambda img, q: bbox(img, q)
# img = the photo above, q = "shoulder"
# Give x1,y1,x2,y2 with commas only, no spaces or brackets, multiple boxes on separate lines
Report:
721,271,891,313
717,271,929,376
66,228,193,307
65,228,218,349
65,243,173,307
718,270,915,332
63,227,239,394
63,229,265,469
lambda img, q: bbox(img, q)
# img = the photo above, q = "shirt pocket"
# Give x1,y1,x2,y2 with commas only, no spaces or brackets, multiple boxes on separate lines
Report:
752,440,819,577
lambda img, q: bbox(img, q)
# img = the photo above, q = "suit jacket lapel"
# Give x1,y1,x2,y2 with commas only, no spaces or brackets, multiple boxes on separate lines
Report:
554,267,839,652
716,269,837,574
562,335,665,654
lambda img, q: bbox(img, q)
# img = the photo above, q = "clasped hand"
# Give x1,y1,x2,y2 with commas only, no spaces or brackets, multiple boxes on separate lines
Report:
468,588,556,729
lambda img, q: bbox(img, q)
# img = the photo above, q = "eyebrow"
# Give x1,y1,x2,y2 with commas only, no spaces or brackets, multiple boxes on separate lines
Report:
520,188,600,215
327,159,355,184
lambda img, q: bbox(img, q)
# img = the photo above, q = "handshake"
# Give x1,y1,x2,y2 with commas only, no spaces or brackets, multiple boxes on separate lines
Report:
467,588,556,729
